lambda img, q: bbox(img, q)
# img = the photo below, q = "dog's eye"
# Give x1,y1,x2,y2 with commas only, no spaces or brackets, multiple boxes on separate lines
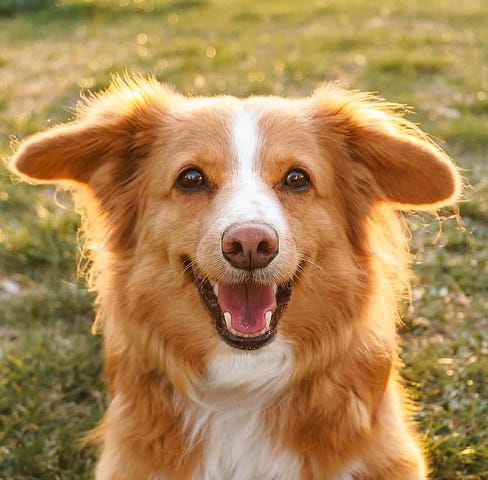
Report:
283,169,311,191
176,168,207,192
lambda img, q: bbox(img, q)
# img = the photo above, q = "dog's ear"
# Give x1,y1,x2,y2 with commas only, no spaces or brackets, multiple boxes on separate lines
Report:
10,77,171,190
12,119,132,186
314,85,461,210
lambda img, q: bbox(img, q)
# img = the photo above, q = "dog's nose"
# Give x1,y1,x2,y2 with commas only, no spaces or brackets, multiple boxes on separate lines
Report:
222,223,279,270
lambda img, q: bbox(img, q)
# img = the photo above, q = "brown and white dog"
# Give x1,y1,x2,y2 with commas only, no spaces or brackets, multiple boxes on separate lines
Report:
10,77,460,479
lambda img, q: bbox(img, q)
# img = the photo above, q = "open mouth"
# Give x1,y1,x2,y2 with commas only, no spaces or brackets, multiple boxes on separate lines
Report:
188,262,292,350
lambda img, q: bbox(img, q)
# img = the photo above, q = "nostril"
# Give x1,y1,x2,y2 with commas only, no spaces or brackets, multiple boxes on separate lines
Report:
257,240,271,255
231,241,243,255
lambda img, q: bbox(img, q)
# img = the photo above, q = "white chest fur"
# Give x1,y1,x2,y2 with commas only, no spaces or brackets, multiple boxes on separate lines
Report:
193,400,300,480
188,337,301,480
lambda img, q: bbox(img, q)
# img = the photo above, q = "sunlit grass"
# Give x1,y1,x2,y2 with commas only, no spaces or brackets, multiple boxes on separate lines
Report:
1,0,487,478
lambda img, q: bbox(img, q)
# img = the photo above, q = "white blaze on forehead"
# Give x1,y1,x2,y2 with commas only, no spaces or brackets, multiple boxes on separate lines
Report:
232,107,259,177
227,107,285,228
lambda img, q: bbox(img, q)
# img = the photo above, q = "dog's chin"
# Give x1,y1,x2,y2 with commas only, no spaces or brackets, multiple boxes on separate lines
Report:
186,259,292,351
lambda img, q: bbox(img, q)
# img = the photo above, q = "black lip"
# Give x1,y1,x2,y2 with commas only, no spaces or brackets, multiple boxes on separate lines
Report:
187,261,292,350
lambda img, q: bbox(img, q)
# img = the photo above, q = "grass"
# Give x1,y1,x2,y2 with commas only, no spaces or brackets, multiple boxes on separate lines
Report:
0,0,487,478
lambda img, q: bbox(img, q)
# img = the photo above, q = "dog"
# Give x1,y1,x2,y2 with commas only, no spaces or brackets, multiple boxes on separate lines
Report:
10,76,460,479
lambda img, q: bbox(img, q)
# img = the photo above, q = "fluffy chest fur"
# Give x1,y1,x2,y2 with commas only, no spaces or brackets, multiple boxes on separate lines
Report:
190,402,300,480
188,338,301,480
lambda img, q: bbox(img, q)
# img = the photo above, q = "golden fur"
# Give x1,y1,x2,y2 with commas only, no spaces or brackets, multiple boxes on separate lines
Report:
10,77,460,479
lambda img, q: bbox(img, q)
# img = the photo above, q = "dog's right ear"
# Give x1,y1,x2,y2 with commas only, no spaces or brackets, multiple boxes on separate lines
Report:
12,119,131,185
10,77,172,189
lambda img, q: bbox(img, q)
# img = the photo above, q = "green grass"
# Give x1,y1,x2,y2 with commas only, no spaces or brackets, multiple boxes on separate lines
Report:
1,1,487,478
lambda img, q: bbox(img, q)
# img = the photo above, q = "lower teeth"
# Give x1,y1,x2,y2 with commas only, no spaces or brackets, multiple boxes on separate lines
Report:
265,311,272,328
222,311,271,338
223,311,232,329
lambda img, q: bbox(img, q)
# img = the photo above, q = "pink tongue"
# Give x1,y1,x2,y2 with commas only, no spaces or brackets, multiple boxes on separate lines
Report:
217,283,276,334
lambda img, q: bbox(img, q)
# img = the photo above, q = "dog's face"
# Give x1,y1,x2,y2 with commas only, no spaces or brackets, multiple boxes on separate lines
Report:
144,97,350,352
11,79,459,373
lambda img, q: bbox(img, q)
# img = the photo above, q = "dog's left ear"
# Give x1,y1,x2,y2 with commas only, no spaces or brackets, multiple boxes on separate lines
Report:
314,86,461,210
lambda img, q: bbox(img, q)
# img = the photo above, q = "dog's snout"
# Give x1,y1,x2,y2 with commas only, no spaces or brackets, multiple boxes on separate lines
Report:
222,223,279,270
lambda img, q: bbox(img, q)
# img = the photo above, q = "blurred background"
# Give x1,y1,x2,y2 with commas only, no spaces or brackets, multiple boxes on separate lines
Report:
0,1,487,478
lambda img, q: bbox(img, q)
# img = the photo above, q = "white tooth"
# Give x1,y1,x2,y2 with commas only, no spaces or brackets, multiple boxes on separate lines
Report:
213,283,219,297
265,311,272,328
224,311,232,329
272,284,277,295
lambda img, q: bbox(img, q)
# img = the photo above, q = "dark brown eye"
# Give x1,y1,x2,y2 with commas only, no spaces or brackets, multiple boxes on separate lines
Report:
283,169,311,191
176,168,207,192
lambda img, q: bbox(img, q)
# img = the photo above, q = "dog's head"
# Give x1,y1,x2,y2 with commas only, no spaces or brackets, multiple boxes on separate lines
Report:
10,77,460,383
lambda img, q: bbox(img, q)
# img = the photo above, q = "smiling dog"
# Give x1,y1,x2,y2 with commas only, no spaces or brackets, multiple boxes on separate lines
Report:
10,77,460,479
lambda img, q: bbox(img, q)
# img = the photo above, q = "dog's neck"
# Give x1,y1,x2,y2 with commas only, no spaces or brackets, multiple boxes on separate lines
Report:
189,335,294,408
181,337,301,479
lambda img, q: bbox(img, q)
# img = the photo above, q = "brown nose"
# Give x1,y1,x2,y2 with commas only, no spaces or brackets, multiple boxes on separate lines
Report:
221,223,279,270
